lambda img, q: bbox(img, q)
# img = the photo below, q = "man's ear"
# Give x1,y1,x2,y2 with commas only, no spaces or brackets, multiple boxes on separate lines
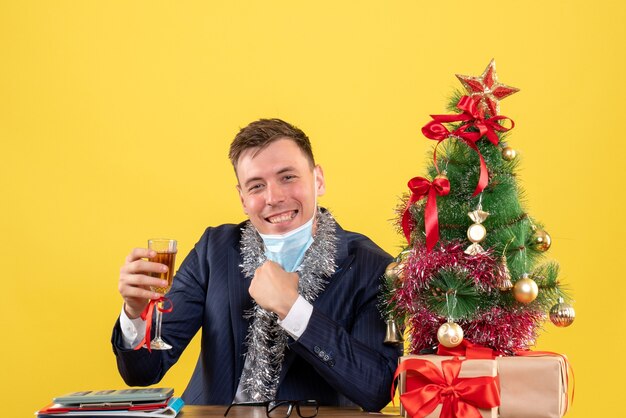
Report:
236,184,248,214
314,165,326,196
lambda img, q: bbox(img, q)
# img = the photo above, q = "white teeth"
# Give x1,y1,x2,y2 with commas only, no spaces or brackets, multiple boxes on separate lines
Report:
268,212,296,224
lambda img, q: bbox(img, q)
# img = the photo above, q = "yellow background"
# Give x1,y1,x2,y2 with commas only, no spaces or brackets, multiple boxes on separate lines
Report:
1,1,624,416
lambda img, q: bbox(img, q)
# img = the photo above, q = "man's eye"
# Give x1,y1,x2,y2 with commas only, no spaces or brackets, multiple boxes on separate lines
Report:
248,184,263,192
283,175,296,181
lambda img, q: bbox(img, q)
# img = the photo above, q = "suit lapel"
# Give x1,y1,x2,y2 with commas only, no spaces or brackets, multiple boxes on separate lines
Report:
228,244,251,394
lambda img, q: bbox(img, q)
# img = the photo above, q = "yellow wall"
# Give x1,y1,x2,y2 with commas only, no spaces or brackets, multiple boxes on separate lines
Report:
1,1,623,416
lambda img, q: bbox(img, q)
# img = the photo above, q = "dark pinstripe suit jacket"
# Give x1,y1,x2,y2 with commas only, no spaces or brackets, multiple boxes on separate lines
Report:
112,219,401,411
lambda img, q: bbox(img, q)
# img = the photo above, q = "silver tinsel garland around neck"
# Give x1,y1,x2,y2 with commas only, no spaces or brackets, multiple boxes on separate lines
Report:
238,208,339,402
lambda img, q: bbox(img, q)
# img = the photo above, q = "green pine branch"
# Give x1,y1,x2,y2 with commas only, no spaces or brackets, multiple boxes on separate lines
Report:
422,268,483,320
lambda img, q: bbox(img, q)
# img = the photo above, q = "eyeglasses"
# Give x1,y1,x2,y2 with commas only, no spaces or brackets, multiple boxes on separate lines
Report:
224,400,319,418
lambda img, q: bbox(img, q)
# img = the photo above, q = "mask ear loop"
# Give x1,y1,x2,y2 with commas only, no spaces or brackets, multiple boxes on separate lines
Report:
312,168,320,231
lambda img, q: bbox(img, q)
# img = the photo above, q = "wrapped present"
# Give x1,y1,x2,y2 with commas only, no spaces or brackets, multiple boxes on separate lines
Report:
394,355,500,418
497,354,570,418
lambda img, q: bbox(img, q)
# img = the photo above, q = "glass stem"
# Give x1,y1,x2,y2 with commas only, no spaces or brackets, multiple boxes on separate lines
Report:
154,302,163,341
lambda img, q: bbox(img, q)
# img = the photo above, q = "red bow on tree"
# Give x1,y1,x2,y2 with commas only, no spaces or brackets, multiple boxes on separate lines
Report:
422,96,514,196
392,357,501,418
402,175,450,251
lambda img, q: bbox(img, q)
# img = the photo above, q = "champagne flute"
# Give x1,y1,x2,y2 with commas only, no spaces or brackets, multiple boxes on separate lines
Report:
148,238,177,350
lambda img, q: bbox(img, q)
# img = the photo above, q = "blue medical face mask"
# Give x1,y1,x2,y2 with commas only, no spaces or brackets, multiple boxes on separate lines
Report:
259,213,315,272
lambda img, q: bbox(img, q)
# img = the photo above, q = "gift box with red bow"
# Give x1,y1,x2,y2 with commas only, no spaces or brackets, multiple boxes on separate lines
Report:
395,355,500,418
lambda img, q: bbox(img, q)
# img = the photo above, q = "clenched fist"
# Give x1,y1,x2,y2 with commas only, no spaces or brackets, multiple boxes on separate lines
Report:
249,260,299,319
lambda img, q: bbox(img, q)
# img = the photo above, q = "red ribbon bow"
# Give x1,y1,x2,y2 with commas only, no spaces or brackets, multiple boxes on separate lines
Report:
402,175,450,251
436,340,499,360
392,357,500,418
133,297,173,353
422,96,514,196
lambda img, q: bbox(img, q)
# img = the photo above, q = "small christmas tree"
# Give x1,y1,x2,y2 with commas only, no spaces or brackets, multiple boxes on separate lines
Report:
382,60,575,355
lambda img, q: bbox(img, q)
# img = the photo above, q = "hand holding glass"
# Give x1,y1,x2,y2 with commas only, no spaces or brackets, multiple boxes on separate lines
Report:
148,238,177,350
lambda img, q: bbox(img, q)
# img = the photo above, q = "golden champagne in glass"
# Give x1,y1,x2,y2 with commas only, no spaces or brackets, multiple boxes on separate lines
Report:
150,251,177,294
148,238,177,350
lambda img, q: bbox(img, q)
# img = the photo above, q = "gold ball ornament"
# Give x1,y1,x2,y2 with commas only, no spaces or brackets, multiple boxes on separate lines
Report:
385,261,406,284
385,262,399,279
437,321,464,348
550,298,575,327
513,275,539,304
530,229,552,252
435,173,449,182
502,146,517,161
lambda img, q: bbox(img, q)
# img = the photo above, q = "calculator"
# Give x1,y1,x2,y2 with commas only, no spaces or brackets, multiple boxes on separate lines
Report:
53,388,174,405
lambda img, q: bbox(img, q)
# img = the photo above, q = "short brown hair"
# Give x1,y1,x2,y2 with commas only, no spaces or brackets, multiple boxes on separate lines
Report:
228,118,315,169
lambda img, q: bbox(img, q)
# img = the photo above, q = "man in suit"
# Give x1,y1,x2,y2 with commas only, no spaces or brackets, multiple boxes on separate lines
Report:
112,119,401,411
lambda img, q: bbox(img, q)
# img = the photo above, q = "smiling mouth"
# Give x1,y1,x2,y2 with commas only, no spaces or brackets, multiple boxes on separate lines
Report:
266,210,298,224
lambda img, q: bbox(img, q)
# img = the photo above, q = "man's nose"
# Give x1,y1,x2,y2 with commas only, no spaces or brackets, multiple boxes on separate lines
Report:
266,182,285,205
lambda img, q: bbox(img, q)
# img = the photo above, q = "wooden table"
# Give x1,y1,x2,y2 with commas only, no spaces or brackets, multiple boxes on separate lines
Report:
178,405,402,417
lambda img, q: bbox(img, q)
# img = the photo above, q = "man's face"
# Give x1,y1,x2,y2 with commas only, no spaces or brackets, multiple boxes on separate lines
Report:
236,138,325,235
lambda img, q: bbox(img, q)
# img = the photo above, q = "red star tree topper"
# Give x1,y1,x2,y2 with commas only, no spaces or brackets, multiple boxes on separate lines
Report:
456,59,519,116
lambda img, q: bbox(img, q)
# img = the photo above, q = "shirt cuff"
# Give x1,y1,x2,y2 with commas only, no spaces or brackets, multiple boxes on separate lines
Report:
277,295,313,340
119,305,147,349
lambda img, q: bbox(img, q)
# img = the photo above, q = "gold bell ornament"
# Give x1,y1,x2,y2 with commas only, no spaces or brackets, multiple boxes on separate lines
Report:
549,297,575,327
496,237,515,291
383,319,404,345
496,255,514,291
